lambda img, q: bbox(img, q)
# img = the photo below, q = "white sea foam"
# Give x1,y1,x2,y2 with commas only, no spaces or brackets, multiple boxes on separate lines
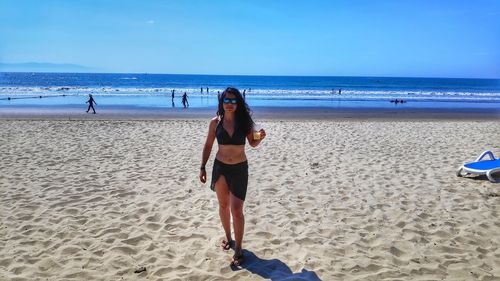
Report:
1,86,499,102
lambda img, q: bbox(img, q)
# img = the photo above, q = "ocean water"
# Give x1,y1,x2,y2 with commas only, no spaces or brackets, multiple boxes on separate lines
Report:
0,72,499,110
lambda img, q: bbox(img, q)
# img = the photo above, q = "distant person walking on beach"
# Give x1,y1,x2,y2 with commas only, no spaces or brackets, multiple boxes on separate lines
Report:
338,88,342,95
199,87,266,266
86,94,97,114
201,87,203,93
171,89,175,100
182,92,189,108
242,89,246,99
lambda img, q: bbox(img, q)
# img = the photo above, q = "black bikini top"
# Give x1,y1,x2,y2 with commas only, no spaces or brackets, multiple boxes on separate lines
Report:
216,119,246,145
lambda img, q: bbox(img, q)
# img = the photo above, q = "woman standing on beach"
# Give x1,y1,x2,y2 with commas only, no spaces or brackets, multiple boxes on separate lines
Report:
199,87,266,266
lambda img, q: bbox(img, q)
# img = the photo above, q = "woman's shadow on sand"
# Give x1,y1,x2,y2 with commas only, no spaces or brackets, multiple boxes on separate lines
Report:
232,249,321,281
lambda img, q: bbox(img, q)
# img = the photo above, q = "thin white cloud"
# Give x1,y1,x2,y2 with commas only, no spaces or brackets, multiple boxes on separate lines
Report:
146,20,155,24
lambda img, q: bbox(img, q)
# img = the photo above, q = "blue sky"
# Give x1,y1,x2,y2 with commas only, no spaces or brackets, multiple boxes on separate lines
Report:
0,0,499,78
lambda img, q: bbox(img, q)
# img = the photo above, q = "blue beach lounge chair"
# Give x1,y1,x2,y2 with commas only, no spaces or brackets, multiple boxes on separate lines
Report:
456,151,500,183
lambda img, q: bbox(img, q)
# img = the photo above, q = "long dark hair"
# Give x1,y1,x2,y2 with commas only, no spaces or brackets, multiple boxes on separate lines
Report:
217,87,254,134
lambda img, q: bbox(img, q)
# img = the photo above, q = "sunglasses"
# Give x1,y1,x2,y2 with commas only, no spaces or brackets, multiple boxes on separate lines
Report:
223,98,238,104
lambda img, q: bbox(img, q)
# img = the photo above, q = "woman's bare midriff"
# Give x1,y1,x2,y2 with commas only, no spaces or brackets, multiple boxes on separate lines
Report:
216,145,247,164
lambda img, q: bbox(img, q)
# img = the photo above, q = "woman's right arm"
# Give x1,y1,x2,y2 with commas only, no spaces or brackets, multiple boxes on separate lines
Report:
199,118,218,183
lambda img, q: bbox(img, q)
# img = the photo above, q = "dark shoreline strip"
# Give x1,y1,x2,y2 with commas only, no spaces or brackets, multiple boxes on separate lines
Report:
0,106,499,121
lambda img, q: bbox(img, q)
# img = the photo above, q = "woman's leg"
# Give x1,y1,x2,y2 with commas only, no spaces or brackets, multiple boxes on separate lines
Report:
215,175,232,247
230,194,245,256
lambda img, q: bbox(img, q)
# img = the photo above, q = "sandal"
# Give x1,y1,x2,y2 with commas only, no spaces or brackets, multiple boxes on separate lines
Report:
230,253,244,266
221,239,232,251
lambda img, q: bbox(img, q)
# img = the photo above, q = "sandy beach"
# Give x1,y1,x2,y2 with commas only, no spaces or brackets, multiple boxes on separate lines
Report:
1,112,499,280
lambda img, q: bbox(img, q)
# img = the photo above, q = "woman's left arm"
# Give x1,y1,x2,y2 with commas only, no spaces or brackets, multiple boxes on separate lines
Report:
247,128,266,147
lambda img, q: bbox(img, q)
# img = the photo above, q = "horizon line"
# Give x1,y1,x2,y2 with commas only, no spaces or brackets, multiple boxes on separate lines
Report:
1,71,498,80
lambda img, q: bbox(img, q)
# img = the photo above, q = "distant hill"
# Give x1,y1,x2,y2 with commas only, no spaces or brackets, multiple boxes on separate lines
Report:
0,62,95,73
